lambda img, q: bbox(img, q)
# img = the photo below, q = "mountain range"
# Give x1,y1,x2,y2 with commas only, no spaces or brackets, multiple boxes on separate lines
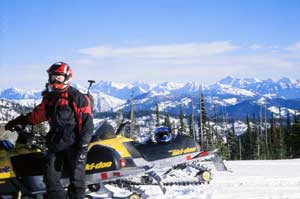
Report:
1,76,300,120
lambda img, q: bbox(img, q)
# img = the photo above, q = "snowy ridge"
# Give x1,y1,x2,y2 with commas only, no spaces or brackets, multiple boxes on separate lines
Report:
267,106,297,116
223,98,238,105
1,77,300,119
93,92,126,112
213,83,256,97
0,99,32,122
0,88,41,100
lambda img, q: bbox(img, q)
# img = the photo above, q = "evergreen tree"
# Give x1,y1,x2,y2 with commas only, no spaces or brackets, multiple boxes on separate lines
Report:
260,112,268,159
200,94,208,124
198,93,208,148
211,104,219,144
285,111,292,157
288,112,300,158
179,105,186,134
206,122,213,150
262,104,270,159
254,112,266,160
176,123,181,135
188,114,194,137
228,119,239,160
252,114,260,160
213,139,229,160
270,113,280,159
238,135,243,160
278,107,286,159
172,121,176,134
116,109,124,129
198,96,203,146
163,114,172,131
155,103,160,127
241,115,254,160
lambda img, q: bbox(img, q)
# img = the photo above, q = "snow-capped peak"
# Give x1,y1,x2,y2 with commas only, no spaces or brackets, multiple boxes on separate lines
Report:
277,77,296,85
153,82,184,92
218,76,236,85
159,82,185,90
94,80,130,90
217,84,256,97
93,92,126,112
0,87,41,100
218,76,261,88
132,81,156,91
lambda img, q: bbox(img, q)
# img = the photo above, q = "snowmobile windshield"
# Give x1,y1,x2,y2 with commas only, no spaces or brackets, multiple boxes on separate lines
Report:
155,127,172,143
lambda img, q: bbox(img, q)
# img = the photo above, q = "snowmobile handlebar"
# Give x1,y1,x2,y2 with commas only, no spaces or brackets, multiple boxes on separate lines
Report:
11,124,26,133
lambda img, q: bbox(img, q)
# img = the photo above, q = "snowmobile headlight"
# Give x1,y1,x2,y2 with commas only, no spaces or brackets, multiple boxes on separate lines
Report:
201,171,211,181
129,193,142,199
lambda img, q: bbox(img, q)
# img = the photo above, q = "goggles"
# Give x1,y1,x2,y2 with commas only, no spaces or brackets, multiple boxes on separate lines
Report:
49,73,66,84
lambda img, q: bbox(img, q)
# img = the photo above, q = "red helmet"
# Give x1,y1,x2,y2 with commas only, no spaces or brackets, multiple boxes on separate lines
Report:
47,62,72,91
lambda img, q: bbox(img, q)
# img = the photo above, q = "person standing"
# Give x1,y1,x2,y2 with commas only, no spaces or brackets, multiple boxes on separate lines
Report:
5,62,94,199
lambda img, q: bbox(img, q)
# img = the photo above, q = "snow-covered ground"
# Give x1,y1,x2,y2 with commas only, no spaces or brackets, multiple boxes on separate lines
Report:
97,159,300,199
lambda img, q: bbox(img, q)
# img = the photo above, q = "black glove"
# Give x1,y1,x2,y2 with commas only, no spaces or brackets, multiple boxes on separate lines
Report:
17,132,34,145
5,115,29,131
76,145,88,164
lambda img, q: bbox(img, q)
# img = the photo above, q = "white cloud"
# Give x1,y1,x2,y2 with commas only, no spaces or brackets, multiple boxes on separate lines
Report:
67,52,299,86
3,41,299,89
78,41,239,59
70,41,300,85
269,45,280,49
286,41,300,52
73,58,95,65
249,44,263,50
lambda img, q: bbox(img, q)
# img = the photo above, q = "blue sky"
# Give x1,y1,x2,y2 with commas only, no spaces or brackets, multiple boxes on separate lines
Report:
1,0,300,89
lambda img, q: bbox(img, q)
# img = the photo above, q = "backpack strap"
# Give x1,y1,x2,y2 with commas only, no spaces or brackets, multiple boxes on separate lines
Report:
67,88,80,134
67,89,75,112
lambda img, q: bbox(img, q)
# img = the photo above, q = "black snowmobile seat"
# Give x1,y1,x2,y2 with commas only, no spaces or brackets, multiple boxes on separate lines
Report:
11,152,46,176
134,134,200,161
91,120,116,142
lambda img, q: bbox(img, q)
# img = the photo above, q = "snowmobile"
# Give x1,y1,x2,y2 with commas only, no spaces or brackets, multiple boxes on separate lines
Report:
0,125,146,199
0,122,226,199
87,122,227,196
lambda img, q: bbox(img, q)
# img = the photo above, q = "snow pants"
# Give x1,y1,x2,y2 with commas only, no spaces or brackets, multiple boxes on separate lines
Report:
44,146,87,199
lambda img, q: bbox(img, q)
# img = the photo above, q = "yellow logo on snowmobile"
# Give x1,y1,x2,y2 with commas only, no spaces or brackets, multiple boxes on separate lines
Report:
168,147,197,156
85,161,112,171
